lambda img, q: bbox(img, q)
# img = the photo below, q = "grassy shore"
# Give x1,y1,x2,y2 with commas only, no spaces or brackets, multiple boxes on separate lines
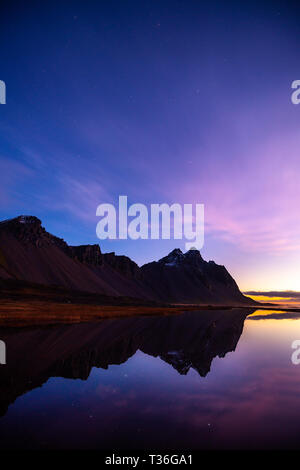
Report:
0,298,243,327
0,279,271,327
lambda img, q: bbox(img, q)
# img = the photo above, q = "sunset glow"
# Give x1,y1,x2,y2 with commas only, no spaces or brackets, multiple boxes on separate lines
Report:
1,2,300,291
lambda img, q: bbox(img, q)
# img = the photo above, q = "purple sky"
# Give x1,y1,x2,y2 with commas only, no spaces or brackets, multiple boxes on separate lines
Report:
1,1,300,290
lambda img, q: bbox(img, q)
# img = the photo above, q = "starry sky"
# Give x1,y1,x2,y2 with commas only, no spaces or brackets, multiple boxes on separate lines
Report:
1,0,300,291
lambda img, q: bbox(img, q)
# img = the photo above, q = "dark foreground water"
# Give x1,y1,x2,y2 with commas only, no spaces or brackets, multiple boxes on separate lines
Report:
0,307,299,450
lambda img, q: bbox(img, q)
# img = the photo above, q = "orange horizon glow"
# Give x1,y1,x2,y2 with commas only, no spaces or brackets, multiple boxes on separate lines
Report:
247,295,294,302
245,294,300,306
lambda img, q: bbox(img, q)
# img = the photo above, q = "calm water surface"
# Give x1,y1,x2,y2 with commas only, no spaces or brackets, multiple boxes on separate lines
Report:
0,308,299,450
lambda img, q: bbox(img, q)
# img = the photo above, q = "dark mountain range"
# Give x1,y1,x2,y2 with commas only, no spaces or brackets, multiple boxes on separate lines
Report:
0,215,254,305
0,308,254,417
140,248,248,304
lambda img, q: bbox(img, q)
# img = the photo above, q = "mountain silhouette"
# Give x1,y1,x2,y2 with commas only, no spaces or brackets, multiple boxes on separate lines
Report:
0,215,254,305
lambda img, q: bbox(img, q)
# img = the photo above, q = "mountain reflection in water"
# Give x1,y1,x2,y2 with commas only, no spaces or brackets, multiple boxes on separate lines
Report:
1,307,300,450
0,308,251,417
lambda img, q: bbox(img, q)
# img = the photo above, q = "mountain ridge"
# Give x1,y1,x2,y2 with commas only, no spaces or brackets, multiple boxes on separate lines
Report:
0,215,254,306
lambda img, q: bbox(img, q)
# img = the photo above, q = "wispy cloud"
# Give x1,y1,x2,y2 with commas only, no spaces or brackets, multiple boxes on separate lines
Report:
0,156,34,207
49,174,113,222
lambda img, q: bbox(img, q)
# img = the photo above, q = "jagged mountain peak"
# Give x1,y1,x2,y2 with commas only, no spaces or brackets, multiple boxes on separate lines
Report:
17,215,41,225
0,215,42,227
185,248,201,256
185,248,203,259
158,247,204,267
159,248,184,266
69,244,102,266
169,248,183,256
0,215,254,305
0,214,69,252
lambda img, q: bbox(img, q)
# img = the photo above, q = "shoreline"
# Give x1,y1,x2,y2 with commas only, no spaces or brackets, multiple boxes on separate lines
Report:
0,297,291,328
